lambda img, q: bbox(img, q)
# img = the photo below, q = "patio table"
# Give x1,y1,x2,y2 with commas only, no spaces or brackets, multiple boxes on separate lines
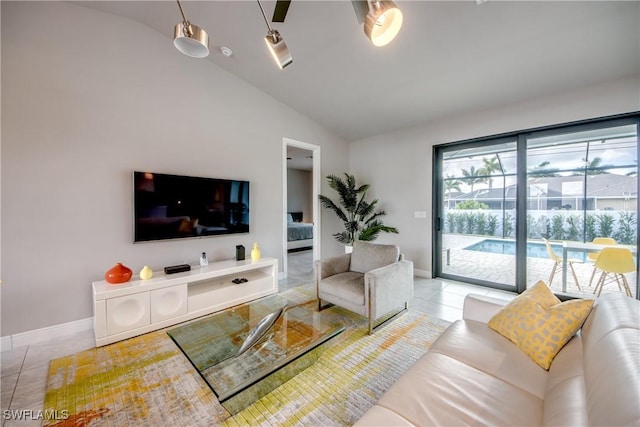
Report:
561,241,637,292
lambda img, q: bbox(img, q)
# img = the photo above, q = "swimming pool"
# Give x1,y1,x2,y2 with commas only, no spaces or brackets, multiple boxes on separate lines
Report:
464,239,587,262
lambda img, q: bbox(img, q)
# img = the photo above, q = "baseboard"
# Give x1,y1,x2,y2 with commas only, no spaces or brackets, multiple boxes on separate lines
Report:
414,268,432,278
1,317,93,352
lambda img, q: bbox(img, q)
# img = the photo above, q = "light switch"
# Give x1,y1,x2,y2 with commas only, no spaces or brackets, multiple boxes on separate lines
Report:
414,211,427,219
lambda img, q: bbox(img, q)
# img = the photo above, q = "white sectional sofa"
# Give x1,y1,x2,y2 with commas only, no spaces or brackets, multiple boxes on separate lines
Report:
355,292,640,426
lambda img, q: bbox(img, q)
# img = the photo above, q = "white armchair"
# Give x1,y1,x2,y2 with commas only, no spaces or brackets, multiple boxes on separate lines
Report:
315,240,414,334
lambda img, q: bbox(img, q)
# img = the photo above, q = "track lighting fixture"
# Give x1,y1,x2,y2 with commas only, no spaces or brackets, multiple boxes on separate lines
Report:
173,0,209,58
364,0,403,47
257,0,293,69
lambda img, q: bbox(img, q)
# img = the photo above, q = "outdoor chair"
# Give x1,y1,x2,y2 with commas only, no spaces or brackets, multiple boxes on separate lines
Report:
593,247,635,297
315,240,414,334
587,237,617,287
543,238,583,290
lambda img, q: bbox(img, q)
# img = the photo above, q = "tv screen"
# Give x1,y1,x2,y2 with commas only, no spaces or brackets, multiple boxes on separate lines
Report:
133,171,250,242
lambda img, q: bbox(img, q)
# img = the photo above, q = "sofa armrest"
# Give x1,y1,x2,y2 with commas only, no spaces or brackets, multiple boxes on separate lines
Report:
463,294,511,324
314,254,351,282
366,260,414,318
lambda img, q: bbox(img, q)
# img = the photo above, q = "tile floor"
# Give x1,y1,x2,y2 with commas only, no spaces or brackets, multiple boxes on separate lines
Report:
1,249,515,426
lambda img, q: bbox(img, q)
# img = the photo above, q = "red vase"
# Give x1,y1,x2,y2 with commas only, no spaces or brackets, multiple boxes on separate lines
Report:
105,263,133,284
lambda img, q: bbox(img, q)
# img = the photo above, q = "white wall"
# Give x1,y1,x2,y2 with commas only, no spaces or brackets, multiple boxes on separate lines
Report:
349,77,640,275
287,169,312,222
1,2,348,336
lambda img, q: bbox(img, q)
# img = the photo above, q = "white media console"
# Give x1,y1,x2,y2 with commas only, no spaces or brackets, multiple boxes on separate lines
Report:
92,257,278,346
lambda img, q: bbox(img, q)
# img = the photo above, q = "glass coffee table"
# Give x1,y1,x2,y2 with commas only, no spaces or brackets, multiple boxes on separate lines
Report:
168,294,344,414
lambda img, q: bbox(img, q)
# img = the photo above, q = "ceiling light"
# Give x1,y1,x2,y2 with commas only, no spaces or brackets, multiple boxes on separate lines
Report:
264,29,293,69
173,0,209,58
364,0,403,47
257,0,293,69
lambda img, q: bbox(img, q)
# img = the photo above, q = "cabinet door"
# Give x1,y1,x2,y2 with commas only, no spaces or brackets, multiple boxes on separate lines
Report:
106,293,150,335
151,284,187,323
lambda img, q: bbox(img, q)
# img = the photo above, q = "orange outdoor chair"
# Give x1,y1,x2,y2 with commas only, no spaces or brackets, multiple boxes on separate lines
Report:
593,247,635,297
587,237,617,287
543,238,582,290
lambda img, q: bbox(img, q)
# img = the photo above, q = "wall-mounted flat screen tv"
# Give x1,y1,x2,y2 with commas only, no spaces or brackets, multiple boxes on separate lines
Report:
133,171,250,242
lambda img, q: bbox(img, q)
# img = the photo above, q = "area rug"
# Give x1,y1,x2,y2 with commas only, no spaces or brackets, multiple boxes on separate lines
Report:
44,285,450,426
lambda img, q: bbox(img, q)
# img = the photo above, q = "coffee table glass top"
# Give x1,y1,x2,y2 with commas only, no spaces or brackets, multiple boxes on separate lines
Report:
168,295,344,401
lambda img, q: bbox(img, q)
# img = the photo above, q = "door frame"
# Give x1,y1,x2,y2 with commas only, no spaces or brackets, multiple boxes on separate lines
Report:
282,137,321,278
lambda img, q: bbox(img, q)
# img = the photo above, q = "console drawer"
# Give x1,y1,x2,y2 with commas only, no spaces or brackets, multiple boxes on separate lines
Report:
106,293,150,335
151,284,188,323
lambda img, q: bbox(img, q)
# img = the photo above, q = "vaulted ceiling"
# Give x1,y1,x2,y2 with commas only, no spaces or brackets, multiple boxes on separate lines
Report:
77,1,639,141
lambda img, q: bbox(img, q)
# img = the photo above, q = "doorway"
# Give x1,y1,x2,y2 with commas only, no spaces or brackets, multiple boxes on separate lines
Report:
282,138,321,289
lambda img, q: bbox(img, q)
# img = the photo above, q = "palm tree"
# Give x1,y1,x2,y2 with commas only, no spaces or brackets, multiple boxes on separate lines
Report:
444,176,462,209
461,166,486,193
319,173,399,245
584,157,610,175
571,157,611,176
529,161,559,177
444,176,462,195
480,156,501,188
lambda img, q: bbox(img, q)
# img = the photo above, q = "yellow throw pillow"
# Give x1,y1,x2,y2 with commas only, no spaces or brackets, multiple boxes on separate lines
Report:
488,281,593,370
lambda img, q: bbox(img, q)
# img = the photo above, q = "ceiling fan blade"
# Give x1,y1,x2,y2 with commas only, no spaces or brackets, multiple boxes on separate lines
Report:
351,0,368,24
272,0,292,22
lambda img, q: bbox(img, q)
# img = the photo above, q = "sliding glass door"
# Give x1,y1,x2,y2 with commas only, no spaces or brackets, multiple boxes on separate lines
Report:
434,115,639,298
434,138,519,293
525,122,638,298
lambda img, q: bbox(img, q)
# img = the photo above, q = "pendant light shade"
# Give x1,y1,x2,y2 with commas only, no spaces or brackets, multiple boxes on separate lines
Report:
364,0,403,47
173,0,209,58
265,29,293,69
174,22,209,58
257,0,292,69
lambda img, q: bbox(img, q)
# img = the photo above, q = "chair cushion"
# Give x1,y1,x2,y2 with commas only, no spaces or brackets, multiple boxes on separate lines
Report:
350,241,400,274
319,271,365,305
488,281,593,370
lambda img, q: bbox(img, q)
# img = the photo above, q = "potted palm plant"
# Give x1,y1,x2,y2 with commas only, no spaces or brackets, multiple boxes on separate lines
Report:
319,173,398,250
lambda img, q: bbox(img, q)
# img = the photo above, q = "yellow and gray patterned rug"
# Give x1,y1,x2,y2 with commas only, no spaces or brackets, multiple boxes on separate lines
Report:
44,285,450,426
